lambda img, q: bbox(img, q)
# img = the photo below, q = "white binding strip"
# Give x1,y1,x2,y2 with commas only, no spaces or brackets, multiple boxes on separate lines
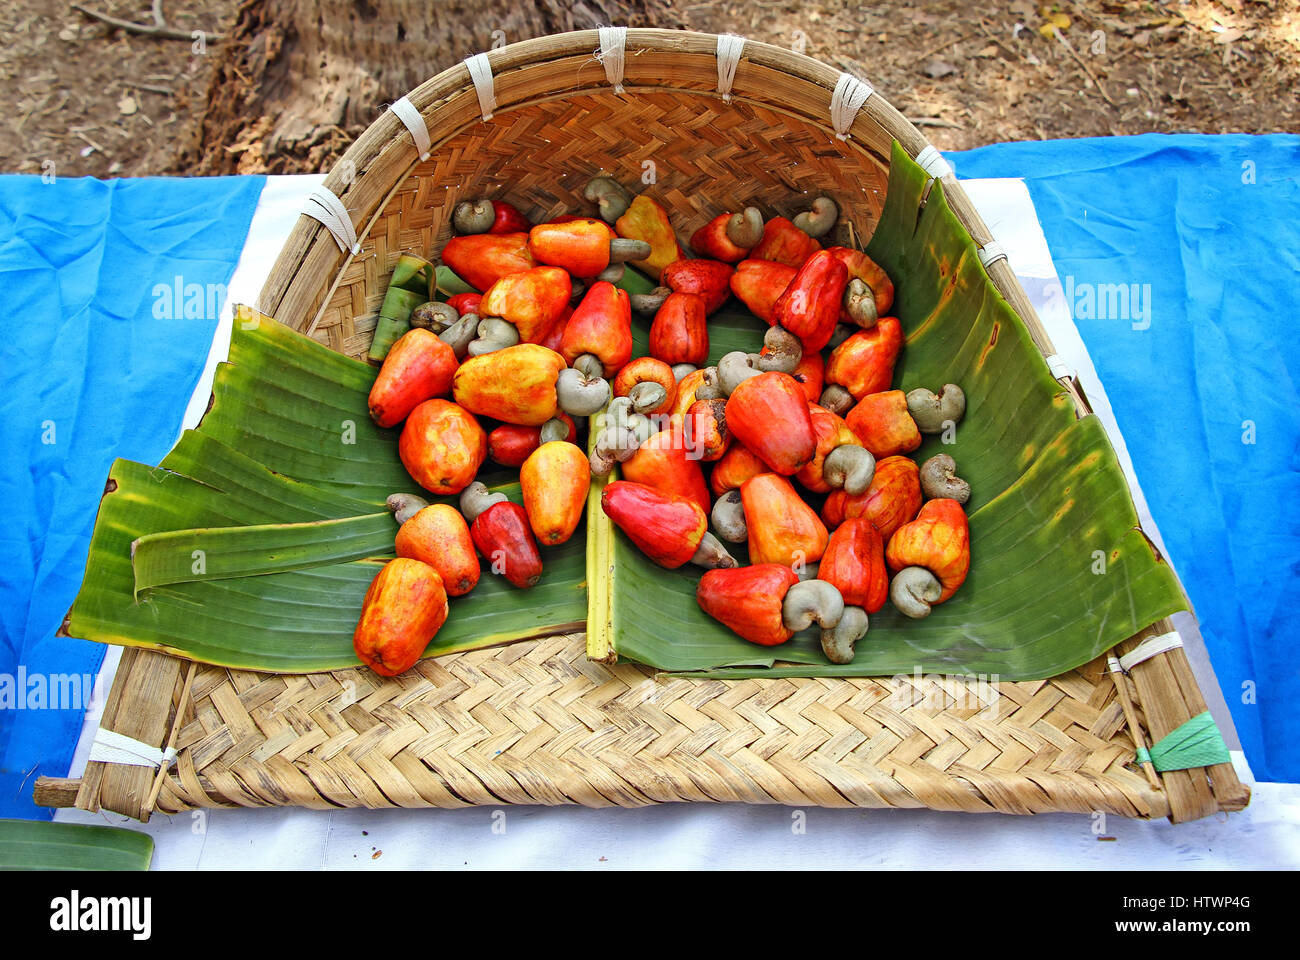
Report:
1106,656,1124,675
978,240,1008,269
716,34,745,102
830,73,873,140
303,186,360,255
916,144,953,179
1119,631,1184,673
1044,353,1074,381
388,96,431,161
466,52,497,121
598,26,628,93
89,728,176,769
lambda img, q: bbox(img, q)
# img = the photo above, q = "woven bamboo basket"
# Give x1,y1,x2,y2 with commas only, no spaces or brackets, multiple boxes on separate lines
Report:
37,28,1249,824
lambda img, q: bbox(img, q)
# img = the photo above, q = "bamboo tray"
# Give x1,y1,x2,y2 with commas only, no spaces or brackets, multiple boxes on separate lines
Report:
37,29,1249,823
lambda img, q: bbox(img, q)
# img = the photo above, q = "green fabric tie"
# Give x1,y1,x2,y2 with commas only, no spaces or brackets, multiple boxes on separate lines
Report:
1136,711,1231,772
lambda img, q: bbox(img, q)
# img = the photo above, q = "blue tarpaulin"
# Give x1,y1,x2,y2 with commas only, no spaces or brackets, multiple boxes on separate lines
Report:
0,175,264,818
948,134,1300,783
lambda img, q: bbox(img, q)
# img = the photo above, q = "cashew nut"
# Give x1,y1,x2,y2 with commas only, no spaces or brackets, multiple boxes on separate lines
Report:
671,363,698,382
842,278,878,328
890,566,943,619
452,199,494,235
906,384,966,434
690,532,738,570
385,492,429,525
597,262,626,284
792,196,839,238
716,351,762,397
467,316,521,356
556,367,612,417
630,287,670,315
573,353,605,380
438,313,479,360
627,380,667,415
756,325,803,374
919,453,971,504
782,579,846,632
590,424,638,476
610,238,653,264
819,384,854,416
584,175,632,223
538,417,571,445
828,323,856,350
725,206,764,249
710,490,748,543
823,444,876,496
821,605,868,664
409,300,460,333
693,366,722,401
459,481,508,523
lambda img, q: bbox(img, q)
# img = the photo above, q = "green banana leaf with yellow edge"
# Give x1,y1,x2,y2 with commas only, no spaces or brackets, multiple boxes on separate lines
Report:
587,141,1187,680
64,307,586,673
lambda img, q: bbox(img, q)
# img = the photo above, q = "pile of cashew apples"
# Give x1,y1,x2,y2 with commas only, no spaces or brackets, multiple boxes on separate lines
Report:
352,175,973,677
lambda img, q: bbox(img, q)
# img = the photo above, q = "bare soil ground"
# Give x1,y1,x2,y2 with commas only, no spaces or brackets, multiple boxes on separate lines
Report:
2,0,1296,178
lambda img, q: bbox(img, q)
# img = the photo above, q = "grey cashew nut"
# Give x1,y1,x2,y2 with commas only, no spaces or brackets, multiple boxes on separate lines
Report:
828,322,856,350
819,384,854,416
624,412,656,447
725,206,764,248
596,262,626,284
627,380,667,414
438,313,479,360
821,605,868,664
671,362,698,382
630,287,671,315
711,490,748,543
782,579,845,632
573,353,604,379
538,417,571,445
452,199,494,235
792,196,839,238
604,396,634,429
584,175,632,223
842,278,878,328
693,366,722,401
556,367,611,417
589,424,637,477
610,238,653,264
717,351,762,397
569,279,586,302
907,384,966,434
409,300,460,333
459,481,508,523
467,316,521,357
386,492,429,525
756,325,803,374
823,444,876,496
919,453,971,504
690,532,738,570
890,566,943,619
796,561,821,582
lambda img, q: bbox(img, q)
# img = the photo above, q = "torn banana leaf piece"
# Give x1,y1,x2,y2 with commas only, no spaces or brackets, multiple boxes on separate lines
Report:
130,512,399,596
369,252,436,362
588,140,1187,680
0,820,153,871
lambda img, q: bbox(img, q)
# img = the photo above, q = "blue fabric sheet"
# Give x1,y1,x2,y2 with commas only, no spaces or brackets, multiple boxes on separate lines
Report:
947,134,1300,783
0,175,265,819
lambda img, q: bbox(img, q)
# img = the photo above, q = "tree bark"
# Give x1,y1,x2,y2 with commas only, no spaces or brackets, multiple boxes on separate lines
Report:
182,0,683,175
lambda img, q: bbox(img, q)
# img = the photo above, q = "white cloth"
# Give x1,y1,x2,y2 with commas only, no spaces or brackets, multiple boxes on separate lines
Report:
58,175,1300,869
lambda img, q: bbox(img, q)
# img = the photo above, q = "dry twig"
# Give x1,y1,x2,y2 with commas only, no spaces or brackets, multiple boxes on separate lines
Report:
71,0,224,42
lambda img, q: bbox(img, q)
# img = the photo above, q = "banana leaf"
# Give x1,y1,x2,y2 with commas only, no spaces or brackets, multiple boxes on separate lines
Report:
0,819,153,871
65,310,587,673
369,252,435,361
589,141,1187,680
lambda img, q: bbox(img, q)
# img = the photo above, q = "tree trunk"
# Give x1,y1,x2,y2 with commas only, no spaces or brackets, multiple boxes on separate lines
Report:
182,0,683,175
